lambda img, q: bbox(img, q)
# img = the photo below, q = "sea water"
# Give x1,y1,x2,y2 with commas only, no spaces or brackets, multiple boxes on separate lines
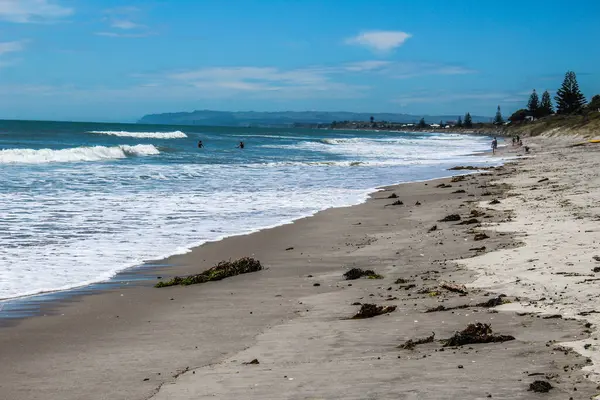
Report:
0,120,496,300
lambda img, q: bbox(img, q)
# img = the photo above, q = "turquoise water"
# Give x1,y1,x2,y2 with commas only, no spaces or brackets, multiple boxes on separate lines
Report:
0,120,495,300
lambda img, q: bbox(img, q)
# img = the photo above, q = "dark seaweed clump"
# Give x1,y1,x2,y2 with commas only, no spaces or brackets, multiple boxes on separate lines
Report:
343,268,383,280
352,304,396,319
443,323,515,347
155,257,262,288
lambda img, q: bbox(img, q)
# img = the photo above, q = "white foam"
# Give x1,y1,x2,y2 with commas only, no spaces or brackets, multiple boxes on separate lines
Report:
89,130,187,139
0,131,498,301
0,144,159,164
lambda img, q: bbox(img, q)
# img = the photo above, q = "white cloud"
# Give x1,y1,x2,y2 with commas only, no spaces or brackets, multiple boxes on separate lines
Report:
393,91,527,105
0,0,72,23
343,60,392,72
345,30,412,52
0,40,25,69
165,65,365,98
0,40,24,55
98,6,151,38
111,19,142,30
95,31,153,38
388,62,476,79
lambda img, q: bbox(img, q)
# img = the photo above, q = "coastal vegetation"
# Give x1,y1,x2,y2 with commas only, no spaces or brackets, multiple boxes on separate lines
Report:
327,70,598,138
155,257,262,288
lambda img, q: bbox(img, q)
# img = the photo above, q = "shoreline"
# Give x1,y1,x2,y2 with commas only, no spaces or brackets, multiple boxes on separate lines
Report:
1,139,594,399
0,157,503,311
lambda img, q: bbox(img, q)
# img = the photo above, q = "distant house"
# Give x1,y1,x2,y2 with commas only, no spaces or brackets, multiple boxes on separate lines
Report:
430,123,440,128
525,116,535,122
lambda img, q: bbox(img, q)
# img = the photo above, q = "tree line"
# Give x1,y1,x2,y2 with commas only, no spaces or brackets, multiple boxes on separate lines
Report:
509,71,599,123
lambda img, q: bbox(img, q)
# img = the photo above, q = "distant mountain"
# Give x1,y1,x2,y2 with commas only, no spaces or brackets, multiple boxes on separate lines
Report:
138,110,491,127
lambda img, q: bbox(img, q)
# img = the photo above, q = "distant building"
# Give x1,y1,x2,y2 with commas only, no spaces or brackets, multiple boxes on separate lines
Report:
525,116,535,122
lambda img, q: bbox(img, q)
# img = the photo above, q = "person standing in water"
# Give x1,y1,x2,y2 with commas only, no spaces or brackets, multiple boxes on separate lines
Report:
197,140,204,148
238,141,245,149
491,137,498,154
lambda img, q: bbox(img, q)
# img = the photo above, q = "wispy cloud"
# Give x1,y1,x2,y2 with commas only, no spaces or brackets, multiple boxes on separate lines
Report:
110,19,143,30
166,66,362,97
387,62,476,79
0,40,26,69
342,60,392,72
0,0,72,23
157,60,476,98
97,6,151,38
0,40,25,55
345,30,412,53
333,60,476,78
393,91,527,106
95,32,153,38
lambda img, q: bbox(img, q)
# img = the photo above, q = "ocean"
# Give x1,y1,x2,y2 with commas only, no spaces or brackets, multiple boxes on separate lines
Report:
0,120,496,300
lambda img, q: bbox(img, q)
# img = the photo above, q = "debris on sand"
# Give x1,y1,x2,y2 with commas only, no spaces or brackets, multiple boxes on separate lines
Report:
537,177,549,183
470,210,485,217
415,201,422,206
470,246,486,251
457,218,480,225
593,255,600,262
449,166,494,171
155,257,262,288
443,323,515,347
528,380,553,393
395,278,411,284
428,225,438,232
386,200,404,206
452,190,466,194
387,193,398,199
343,268,383,280
243,359,260,365
436,183,452,188
478,296,507,308
451,175,466,182
474,233,490,241
439,214,461,222
352,304,397,319
285,247,294,251
593,267,600,273
425,305,449,313
398,332,435,350
440,281,468,294
489,199,501,205
425,297,507,313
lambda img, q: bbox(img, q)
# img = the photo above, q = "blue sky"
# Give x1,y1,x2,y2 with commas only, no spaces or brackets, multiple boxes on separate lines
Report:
0,0,599,122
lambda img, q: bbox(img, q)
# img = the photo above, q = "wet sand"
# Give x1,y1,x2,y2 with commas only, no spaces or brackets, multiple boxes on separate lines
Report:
1,139,598,399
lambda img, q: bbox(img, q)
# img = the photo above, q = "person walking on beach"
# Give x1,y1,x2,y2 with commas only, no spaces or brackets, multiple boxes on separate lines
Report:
491,137,498,154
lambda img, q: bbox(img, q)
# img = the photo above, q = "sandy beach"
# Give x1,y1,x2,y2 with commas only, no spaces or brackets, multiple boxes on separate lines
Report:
1,137,599,399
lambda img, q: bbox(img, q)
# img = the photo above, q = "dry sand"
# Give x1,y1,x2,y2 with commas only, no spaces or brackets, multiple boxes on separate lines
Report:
0,138,598,399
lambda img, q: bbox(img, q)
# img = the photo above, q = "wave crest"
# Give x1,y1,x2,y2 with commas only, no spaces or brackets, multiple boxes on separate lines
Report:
0,144,159,164
88,130,187,139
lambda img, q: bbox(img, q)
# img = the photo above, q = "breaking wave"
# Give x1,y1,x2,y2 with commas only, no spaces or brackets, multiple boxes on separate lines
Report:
88,130,187,139
0,144,160,164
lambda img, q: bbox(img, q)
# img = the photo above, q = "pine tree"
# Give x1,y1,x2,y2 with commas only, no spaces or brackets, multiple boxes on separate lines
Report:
418,117,426,128
539,90,554,117
587,94,600,112
494,105,503,124
456,116,463,128
555,71,587,114
527,89,539,118
464,112,472,128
